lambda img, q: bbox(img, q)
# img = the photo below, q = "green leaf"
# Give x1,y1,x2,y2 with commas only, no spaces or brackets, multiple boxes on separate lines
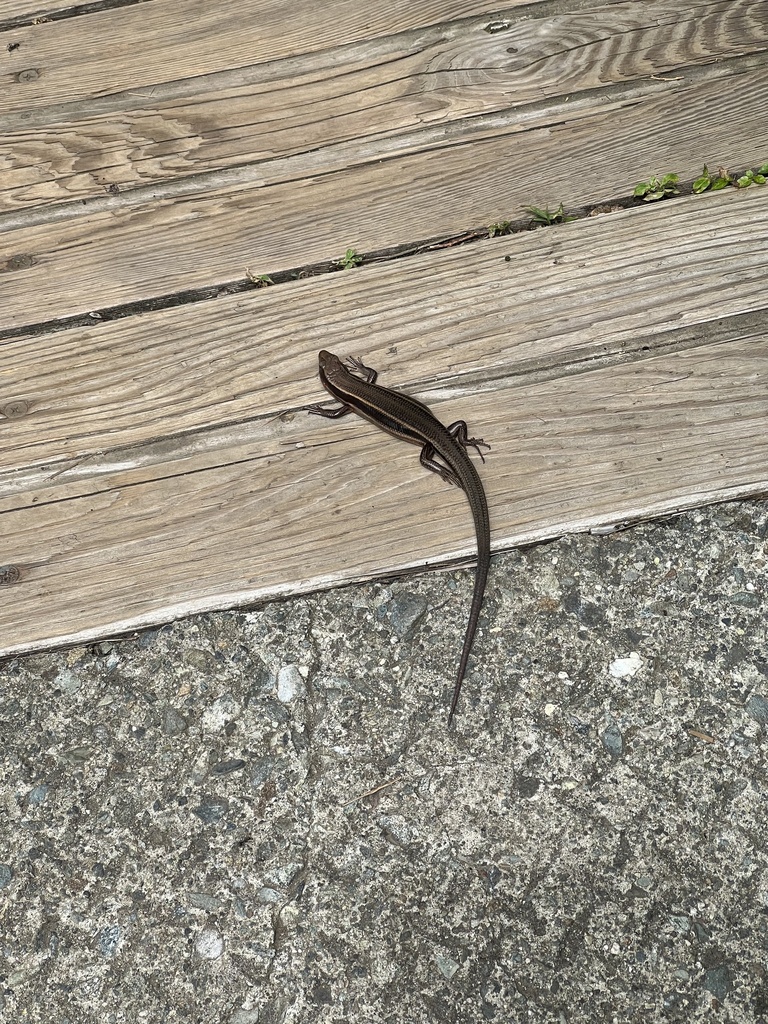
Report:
753,173,766,185
758,163,768,175
643,190,665,201
245,268,274,287
660,173,679,186
633,182,650,197
692,175,711,194
337,247,363,268
524,202,575,225
711,177,730,190
736,174,752,188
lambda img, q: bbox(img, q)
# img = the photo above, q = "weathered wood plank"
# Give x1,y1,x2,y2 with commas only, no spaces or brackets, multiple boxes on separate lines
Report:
1,63,767,332
0,0,512,112
1,329,765,656
2,0,765,208
1,189,767,496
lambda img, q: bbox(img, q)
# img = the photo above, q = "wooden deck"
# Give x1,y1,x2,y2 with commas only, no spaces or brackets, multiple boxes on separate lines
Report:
1,0,767,655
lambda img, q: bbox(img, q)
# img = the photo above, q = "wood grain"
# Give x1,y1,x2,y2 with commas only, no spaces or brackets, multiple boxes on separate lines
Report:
1,190,767,654
2,0,765,208
1,330,765,656
1,188,767,495
0,0,512,114
1,62,767,332
1,0,766,655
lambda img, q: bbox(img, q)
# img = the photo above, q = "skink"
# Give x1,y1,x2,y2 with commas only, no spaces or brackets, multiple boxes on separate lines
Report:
307,350,490,724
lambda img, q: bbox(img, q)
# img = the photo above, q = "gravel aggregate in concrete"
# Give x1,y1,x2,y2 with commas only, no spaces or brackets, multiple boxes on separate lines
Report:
1,500,767,1023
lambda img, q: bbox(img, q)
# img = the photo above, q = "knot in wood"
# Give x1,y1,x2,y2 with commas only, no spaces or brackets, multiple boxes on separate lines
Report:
0,565,22,586
1,400,30,419
4,254,37,272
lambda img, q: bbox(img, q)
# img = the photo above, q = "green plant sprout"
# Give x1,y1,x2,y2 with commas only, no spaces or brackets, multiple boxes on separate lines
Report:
692,166,732,193
245,268,274,287
633,173,679,202
736,165,768,188
524,203,575,225
693,163,768,193
335,248,363,269
488,220,512,237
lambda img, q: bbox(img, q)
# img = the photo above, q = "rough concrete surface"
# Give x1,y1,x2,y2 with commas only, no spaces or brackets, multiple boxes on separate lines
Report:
1,500,767,1024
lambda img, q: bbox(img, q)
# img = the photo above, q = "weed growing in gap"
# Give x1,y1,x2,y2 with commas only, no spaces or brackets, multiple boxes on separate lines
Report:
633,173,680,202
245,269,274,287
524,203,576,225
694,163,768,192
335,248,363,270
